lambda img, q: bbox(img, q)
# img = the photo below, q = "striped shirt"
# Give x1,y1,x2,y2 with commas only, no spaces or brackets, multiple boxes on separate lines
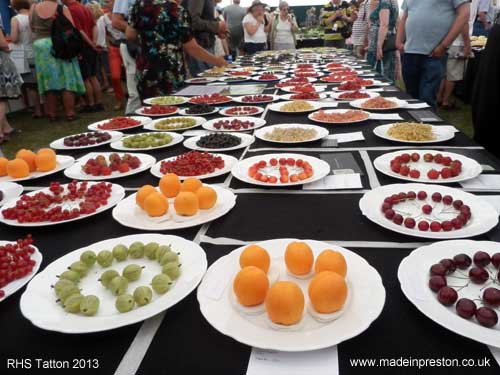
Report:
351,0,370,45
320,1,353,41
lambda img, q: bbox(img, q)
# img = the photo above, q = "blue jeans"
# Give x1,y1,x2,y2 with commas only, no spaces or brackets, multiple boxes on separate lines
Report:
187,46,214,77
366,50,396,83
401,53,445,109
473,20,490,37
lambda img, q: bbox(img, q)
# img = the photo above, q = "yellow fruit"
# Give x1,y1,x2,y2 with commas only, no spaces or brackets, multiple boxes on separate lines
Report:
35,151,56,172
6,158,30,179
16,149,37,172
239,245,270,273
136,185,157,209
0,157,8,176
233,266,269,306
314,249,347,277
265,281,304,325
196,186,217,209
143,192,168,217
284,241,314,276
308,271,347,313
159,173,181,198
174,192,199,216
180,177,202,193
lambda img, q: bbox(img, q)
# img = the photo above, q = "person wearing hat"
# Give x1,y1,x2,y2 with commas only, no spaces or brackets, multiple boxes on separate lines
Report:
242,1,272,54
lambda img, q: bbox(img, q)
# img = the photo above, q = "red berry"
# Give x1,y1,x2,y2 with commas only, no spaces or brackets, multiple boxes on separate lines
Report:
418,221,430,231
411,153,420,162
442,195,453,205
270,158,278,166
427,169,440,179
417,191,427,200
392,214,404,225
422,204,433,214
400,165,410,176
409,169,420,179
431,192,442,202
404,217,416,228
430,221,442,232
441,168,452,179
423,153,433,162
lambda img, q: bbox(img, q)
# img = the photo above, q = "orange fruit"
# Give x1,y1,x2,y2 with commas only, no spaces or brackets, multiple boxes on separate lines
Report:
16,149,37,172
308,271,347,314
196,186,217,209
0,157,8,176
143,192,168,217
136,185,157,209
284,241,314,276
233,266,269,306
35,151,56,172
6,158,30,179
180,177,202,193
314,249,347,277
265,281,304,325
159,173,181,198
174,192,199,216
239,244,270,273
37,148,56,158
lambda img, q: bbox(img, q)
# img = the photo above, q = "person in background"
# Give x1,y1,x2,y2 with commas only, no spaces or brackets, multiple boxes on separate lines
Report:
243,1,271,54
87,1,110,93
396,0,470,108
437,0,478,110
472,13,500,158
10,0,42,119
112,0,140,115
214,2,230,57
270,1,298,51
321,0,355,48
0,16,22,143
185,0,228,77
474,0,492,36
366,0,398,82
63,0,103,113
126,0,226,99
223,0,246,58
305,7,318,28
351,0,369,58
29,0,85,121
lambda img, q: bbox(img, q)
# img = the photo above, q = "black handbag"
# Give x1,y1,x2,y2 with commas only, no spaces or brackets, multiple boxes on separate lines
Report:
383,32,397,52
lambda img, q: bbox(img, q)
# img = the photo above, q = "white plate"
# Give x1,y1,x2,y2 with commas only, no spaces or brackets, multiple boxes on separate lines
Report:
110,132,184,151
143,96,189,106
373,150,482,184
150,153,237,180
135,106,179,117
20,234,207,333
197,238,385,351
251,74,286,82
269,101,322,114
219,106,264,117
189,96,233,105
359,183,499,239
0,241,42,302
143,117,206,132
232,95,280,104
185,77,218,84
330,91,380,102
0,155,75,182
332,82,381,91
112,185,236,230
202,117,266,132
87,116,151,131
350,97,407,111
339,79,384,88
398,240,500,348
254,124,329,144
275,77,317,87
50,131,123,150
183,133,255,152
291,73,324,79
0,182,125,227
231,153,330,187
308,109,370,124
178,107,219,116
279,93,328,101
280,85,327,93
0,182,23,205
218,76,251,83
64,152,156,181
373,123,456,144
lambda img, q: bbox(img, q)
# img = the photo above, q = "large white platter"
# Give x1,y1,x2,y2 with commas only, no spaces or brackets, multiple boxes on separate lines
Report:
373,123,456,144
398,240,500,348
20,234,207,333
254,124,329,144
197,238,385,351
219,106,265,117
143,96,189,106
0,241,42,302
330,91,380,102
231,153,331,187
269,101,322,114
87,116,151,132
0,182,23,206
64,152,156,181
112,185,236,230
50,131,123,150
0,155,75,183
359,183,499,239
308,109,370,124
150,153,237,180
350,97,408,111
373,150,482,184
110,132,184,151
143,117,206,132
202,117,266,132
232,95,280,104
135,106,179,117
0,182,125,227
183,133,255,152
251,74,286,82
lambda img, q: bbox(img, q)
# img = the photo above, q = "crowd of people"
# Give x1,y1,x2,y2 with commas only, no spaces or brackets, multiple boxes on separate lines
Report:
0,0,500,149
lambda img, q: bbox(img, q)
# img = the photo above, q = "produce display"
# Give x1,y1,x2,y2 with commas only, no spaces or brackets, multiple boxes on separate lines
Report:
321,73,357,83
310,109,370,123
241,95,275,103
222,106,260,116
185,104,216,115
275,77,309,88
247,157,314,184
338,90,370,100
256,73,279,80
387,122,436,142
159,151,225,176
263,127,318,142
140,105,178,115
349,77,374,86
153,117,197,130
0,149,58,179
289,92,321,100
360,97,398,109
211,119,255,131
196,133,242,149
63,132,112,147
121,133,173,149
389,152,463,180
279,101,315,112
189,93,232,105
337,81,363,91
288,84,318,93
229,70,252,76
294,71,320,78
82,154,141,176
148,97,186,105
96,117,142,131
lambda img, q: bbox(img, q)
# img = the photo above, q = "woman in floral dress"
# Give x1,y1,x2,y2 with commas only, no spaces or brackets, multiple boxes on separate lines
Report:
126,0,227,99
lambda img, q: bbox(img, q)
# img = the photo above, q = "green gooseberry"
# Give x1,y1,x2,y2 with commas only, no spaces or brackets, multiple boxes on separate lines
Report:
162,262,181,280
80,295,100,316
97,250,114,268
80,250,97,267
115,294,135,313
144,242,159,260
99,269,120,288
112,244,129,262
133,286,153,306
151,274,172,294
128,242,145,259
109,276,129,296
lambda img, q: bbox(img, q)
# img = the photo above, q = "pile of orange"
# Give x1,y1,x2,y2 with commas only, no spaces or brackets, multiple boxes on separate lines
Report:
232,242,349,326
136,173,217,217
0,148,57,179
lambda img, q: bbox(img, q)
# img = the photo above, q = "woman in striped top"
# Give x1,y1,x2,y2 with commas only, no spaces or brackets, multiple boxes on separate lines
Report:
351,0,370,58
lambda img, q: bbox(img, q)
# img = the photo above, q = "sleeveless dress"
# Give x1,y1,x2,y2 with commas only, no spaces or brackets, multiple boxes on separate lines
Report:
0,18,23,99
11,14,37,85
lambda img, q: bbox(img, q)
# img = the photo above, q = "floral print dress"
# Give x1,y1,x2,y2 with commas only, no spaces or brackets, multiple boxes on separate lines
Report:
129,0,194,99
